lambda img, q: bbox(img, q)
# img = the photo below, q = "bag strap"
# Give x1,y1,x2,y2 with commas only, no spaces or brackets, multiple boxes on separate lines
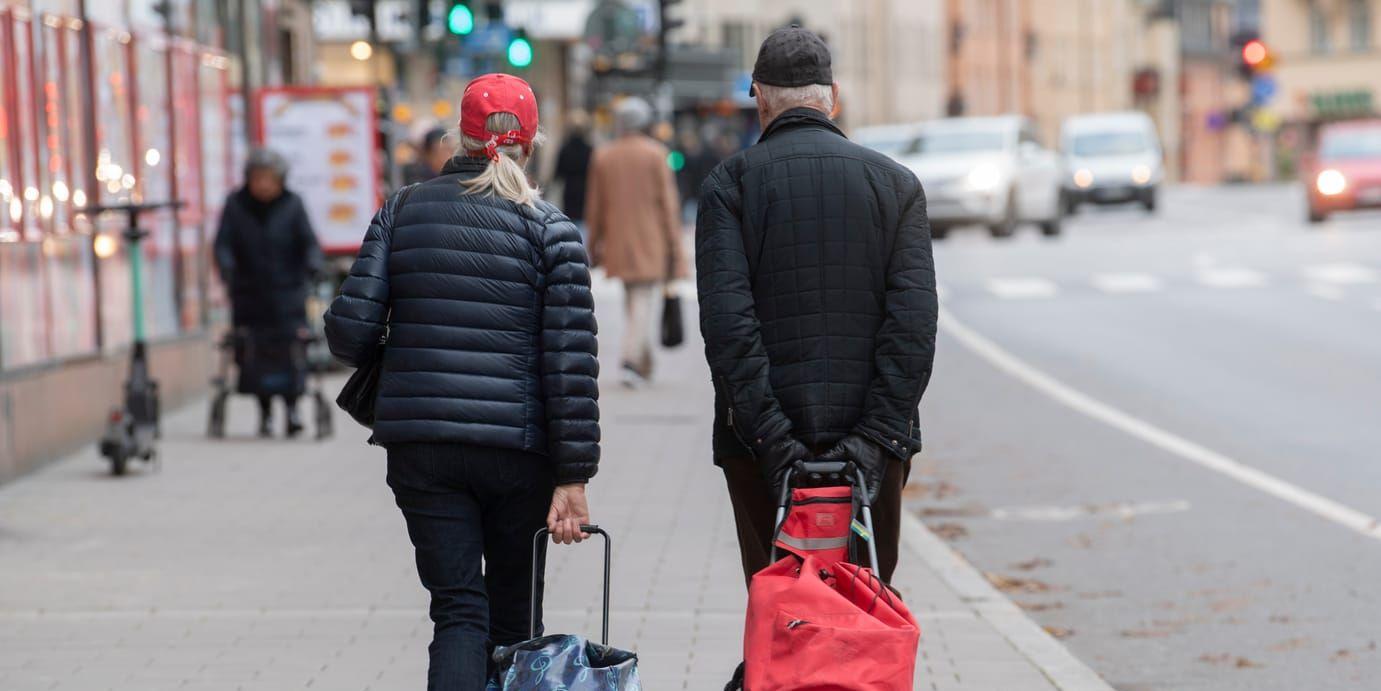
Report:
377,183,419,344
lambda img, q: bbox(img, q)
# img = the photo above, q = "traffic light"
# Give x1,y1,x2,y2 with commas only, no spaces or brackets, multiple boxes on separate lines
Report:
667,150,685,172
1242,39,1267,68
507,28,533,68
447,1,474,36
1231,31,1272,79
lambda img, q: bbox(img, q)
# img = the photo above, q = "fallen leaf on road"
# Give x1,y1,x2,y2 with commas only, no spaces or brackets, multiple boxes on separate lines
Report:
985,573,1055,594
1197,653,1262,669
916,504,986,518
1121,628,1173,639
1015,600,1064,612
1267,637,1311,653
904,480,960,500
1068,532,1095,549
1009,557,1053,571
1268,614,1293,624
1042,626,1074,639
929,522,968,541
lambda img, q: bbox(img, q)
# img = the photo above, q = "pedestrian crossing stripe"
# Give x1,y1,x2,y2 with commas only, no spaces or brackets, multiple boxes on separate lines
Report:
851,519,871,541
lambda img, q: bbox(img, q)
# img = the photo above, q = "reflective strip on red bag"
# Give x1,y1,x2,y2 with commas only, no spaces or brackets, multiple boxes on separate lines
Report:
773,486,853,564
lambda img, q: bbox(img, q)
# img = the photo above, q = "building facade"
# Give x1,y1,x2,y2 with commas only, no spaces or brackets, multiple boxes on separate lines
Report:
944,0,1139,147
1260,0,1379,124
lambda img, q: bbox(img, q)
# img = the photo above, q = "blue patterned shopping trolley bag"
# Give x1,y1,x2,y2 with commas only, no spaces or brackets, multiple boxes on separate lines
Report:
487,526,641,690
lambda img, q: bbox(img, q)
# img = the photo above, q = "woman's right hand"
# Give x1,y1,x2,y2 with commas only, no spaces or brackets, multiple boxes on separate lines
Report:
547,484,591,545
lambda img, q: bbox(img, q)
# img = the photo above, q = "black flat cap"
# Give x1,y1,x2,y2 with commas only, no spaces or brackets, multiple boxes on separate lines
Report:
750,26,832,97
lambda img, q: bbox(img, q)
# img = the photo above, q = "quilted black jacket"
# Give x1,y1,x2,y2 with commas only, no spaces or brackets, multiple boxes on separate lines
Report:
324,157,600,483
696,108,937,463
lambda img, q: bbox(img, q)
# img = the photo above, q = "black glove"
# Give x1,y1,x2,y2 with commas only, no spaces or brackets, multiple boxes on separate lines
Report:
820,435,890,504
758,436,812,499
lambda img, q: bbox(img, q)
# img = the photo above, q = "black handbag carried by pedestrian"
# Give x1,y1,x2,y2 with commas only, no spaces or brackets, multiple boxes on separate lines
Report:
660,288,684,348
334,184,418,427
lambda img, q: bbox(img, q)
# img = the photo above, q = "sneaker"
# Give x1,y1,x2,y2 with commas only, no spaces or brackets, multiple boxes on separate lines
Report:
620,362,647,389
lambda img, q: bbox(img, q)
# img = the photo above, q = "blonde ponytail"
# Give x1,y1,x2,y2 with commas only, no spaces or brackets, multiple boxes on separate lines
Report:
458,112,545,207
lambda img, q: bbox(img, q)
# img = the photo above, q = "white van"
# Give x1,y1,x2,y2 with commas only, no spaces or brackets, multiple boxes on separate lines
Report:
1060,112,1164,214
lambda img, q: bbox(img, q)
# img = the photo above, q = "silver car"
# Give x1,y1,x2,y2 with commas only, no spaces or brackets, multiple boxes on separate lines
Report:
897,116,1063,239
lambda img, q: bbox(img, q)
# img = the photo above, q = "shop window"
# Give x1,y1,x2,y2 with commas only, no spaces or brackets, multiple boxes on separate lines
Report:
37,17,97,359
0,13,53,370
132,38,179,341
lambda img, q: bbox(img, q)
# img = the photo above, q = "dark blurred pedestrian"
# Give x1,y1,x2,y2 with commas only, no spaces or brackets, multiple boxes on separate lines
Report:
697,25,937,589
401,127,450,185
552,110,593,225
324,73,599,691
676,129,723,224
213,148,323,438
585,97,687,387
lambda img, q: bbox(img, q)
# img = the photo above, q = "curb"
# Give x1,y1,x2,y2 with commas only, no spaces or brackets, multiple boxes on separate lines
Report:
898,509,1114,691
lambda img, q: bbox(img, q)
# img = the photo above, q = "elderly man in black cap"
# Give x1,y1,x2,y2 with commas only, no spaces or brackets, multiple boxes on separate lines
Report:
697,24,938,604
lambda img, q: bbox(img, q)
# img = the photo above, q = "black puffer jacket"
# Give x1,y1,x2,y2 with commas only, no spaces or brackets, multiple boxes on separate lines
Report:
696,108,937,463
325,157,600,483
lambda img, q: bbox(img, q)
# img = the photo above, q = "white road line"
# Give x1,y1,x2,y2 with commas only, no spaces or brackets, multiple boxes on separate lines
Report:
1196,267,1267,288
986,277,1058,299
941,306,1381,542
1305,284,1346,301
1091,273,1163,294
1303,263,1378,285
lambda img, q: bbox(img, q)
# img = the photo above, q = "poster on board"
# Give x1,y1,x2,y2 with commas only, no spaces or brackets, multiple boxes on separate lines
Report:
254,86,380,255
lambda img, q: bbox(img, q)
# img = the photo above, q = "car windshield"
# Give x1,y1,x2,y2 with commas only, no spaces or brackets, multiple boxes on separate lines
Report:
1320,128,1381,159
907,130,1007,155
856,135,912,156
1069,130,1149,157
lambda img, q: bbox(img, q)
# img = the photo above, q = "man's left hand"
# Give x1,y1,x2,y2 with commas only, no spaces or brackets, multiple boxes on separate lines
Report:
820,435,890,504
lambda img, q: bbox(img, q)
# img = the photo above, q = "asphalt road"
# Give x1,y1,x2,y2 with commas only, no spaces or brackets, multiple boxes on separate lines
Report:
909,184,1381,690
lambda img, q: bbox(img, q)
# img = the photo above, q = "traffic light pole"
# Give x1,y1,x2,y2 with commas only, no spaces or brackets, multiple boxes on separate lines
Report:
655,0,683,122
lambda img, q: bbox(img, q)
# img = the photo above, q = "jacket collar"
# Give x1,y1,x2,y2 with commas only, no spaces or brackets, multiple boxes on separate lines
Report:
440,156,489,177
759,107,844,143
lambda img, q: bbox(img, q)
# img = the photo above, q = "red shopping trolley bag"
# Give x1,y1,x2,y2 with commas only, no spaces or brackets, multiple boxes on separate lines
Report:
744,461,921,691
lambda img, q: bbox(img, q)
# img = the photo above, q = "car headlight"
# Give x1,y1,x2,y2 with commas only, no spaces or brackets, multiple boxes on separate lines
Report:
1132,165,1153,186
1316,169,1347,196
966,164,1002,192
1073,168,1094,189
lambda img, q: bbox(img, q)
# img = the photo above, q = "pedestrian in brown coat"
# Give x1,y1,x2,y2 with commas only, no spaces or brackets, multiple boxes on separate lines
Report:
584,97,688,386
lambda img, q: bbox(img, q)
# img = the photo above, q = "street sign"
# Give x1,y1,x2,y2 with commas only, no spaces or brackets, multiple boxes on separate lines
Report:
255,87,381,256
1251,75,1277,105
465,23,512,55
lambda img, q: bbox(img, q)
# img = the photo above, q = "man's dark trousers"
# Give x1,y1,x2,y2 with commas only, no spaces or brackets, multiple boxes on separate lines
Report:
387,444,554,691
721,451,907,587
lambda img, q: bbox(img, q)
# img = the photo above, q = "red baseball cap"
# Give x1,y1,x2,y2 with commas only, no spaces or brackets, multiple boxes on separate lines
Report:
460,73,539,160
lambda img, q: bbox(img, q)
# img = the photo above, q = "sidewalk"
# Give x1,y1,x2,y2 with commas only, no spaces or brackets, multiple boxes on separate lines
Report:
0,282,1110,691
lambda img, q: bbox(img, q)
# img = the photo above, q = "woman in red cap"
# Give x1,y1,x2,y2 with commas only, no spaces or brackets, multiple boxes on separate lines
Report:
326,73,599,689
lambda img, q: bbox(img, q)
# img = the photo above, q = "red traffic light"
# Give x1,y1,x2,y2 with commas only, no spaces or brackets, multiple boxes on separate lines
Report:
1242,39,1268,67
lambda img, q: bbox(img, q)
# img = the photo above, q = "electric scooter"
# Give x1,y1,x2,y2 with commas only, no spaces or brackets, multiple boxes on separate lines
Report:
91,200,182,476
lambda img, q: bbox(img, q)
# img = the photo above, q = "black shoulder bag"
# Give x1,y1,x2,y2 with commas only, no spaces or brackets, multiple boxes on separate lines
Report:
336,184,418,427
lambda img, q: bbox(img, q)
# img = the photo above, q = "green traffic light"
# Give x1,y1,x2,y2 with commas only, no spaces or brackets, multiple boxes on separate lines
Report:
668,151,685,171
507,36,533,68
448,4,474,35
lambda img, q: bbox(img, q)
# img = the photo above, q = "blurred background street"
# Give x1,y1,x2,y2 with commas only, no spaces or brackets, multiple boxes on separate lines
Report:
1,0,1380,689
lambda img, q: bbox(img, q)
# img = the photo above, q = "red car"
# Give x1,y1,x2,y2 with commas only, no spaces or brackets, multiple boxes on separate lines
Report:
1306,119,1381,223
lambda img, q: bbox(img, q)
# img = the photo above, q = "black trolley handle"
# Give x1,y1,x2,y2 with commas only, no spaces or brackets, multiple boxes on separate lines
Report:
531,525,611,646
771,460,881,574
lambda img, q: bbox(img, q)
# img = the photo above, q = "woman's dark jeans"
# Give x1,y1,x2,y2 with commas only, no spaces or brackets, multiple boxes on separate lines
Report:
386,444,555,691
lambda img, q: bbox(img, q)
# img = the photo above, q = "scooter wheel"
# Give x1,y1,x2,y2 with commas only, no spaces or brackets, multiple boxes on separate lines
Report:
111,453,129,476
